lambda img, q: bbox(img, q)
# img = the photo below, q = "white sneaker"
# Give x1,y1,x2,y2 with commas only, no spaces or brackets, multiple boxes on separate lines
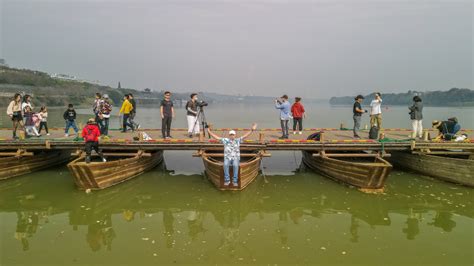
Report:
293,132,297,135
299,131,302,135
223,181,230,186
102,157,107,162
65,134,69,137
46,133,51,136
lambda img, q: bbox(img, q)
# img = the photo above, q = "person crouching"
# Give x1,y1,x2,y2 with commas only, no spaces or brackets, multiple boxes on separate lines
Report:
82,118,106,163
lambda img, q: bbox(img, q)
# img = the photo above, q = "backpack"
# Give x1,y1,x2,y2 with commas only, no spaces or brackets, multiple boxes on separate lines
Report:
307,132,322,141
369,126,379,140
448,117,458,124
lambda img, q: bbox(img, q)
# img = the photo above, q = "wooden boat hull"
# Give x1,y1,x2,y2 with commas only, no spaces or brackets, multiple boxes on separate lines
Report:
390,151,474,187
302,151,393,191
202,154,261,191
67,151,164,190
0,150,72,180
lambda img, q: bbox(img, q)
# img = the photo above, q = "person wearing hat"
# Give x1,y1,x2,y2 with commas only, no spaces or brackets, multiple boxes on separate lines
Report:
432,119,461,140
353,95,368,138
408,96,423,139
82,118,106,163
275,95,291,139
207,123,258,187
99,94,113,136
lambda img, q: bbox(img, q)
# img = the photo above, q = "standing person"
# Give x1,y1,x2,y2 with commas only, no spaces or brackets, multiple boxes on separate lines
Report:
63,104,79,137
119,95,134,133
23,106,40,137
82,118,106,163
160,91,175,139
409,96,423,139
38,106,50,136
207,123,258,187
93,93,104,131
99,94,113,136
369,92,383,129
127,93,140,130
186,93,199,138
291,97,305,135
6,93,25,139
21,94,33,112
353,95,368,139
275,95,291,139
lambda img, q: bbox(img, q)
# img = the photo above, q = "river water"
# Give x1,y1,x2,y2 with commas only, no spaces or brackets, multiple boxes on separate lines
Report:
0,103,473,265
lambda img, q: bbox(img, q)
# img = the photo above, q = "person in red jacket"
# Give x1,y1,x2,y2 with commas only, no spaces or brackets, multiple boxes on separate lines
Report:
82,118,106,163
291,97,306,135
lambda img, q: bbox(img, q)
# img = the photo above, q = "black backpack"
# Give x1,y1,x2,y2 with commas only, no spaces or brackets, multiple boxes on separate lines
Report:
369,126,379,140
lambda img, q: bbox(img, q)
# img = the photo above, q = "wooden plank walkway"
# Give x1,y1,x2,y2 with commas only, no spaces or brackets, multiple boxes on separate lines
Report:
0,128,473,151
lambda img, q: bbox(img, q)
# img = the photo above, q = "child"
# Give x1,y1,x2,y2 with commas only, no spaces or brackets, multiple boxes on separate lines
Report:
24,106,41,137
99,94,113,136
63,104,79,137
82,118,106,163
38,106,50,136
291,97,306,135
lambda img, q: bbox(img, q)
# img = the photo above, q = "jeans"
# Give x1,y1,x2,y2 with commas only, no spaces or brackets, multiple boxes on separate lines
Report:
353,115,361,136
102,118,110,136
65,120,78,134
411,119,423,138
122,114,134,132
280,119,289,137
223,157,239,184
129,111,139,128
162,116,172,138
293,117,303,131
38,122,48,134
370,114,382,129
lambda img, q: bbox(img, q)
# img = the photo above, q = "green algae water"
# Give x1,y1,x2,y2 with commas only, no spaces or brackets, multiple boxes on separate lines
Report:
0,103,473,265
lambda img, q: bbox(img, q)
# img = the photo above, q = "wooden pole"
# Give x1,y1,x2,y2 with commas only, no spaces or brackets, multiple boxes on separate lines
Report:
423,131,429,141
319,132,324,142
259,133,265,144
340,123,345,130
199,131,204,142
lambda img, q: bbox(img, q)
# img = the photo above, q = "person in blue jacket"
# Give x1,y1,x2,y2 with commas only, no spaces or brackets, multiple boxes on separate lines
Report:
275,95,291,139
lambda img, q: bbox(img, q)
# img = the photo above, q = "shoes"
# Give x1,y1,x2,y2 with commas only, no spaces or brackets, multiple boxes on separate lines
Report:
102,157,107,163
232,182,239,187
85,156,91,164
293,132,297,135
136,124,141,130
167,135,173,139
46,133,50,136
299,132,302,135
354,135,361,139
65,134,69,137
223,181,230,186
188,133,193,138
36,135,41,138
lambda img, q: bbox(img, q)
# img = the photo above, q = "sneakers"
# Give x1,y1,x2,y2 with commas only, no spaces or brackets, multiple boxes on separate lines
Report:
46,133,51,136
232,182,239,187
293,132,297,135
168,135,173,139
354,135,361,139
85,156,91,164
65,133,69,137
299,131,303,135
223,181,230,186
102,157,107,163
136,124,141,130
188,133,193,138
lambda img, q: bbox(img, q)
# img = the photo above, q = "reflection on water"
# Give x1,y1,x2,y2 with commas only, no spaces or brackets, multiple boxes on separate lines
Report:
0,162,472,265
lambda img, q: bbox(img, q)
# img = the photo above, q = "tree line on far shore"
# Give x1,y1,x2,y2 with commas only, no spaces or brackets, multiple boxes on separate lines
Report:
329,88,474,107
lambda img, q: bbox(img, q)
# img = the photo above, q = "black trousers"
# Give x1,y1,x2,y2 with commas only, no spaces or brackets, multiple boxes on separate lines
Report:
85,141,101,157
162,116,173,137
38,122,49,134
293,118,303,131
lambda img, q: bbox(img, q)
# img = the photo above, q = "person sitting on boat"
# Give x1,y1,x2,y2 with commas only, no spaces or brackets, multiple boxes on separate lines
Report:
82,118,106,163
432,118,461,140
207,123,258,187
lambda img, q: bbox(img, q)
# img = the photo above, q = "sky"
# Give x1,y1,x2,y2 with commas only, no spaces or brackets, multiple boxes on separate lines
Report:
1,0,472,98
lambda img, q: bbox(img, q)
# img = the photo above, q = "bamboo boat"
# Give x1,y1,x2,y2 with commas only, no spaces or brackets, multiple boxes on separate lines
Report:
67,150,164,190
390,151,474,187
0,150,72,180
200,151,263,191
302,151,393,192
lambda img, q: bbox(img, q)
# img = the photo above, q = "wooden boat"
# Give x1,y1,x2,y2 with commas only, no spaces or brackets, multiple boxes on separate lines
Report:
302,151,393,192
390,151,474,187
0,150,72,180
67,150,164,190
200,151,263,191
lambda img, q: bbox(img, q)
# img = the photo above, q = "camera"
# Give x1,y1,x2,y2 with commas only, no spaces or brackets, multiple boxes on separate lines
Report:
197,101,208,107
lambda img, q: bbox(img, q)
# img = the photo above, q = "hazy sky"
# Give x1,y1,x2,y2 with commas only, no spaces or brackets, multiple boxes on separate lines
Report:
1,0,472,98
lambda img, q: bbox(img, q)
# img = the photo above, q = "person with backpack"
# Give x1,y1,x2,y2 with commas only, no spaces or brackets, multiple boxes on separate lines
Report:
432,118,461,140
6,93,25,139
38,106,50,136
82,118,106,163
291,97,305,135
63,104,79,137
353,95,368,139
369,92,383,129
23,106,41,137
99,94,113,136
409,96,423,139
